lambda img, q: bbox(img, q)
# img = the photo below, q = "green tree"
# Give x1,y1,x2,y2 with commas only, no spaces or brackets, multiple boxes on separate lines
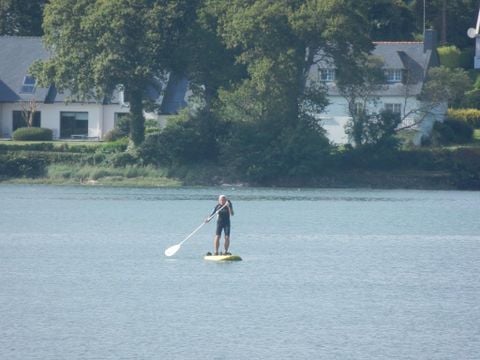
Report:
32,0,195,146
0,0,46,36
210,0,373,126
420,66,471,108
367,0,416,41
176,2,246,111
411,0,479,48
336,54,387,146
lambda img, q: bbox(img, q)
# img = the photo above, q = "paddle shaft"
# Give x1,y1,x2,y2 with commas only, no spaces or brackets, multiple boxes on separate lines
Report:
165,201,229,255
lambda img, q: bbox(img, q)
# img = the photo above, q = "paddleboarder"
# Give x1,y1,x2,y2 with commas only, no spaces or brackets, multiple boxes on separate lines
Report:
207,195,234,255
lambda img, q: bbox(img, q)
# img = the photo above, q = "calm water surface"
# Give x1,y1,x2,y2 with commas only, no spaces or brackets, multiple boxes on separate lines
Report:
0,185,479,359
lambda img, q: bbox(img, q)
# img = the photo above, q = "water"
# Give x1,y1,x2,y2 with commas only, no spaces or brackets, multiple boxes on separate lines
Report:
1,185,479,359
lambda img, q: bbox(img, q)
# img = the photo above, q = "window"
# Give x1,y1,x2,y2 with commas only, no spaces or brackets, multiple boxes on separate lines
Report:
319,68,335,82
20,75,36,94
354,102,365,115
60,112,88,138
386,69,402,83
385,103,402,115
13,111,41,131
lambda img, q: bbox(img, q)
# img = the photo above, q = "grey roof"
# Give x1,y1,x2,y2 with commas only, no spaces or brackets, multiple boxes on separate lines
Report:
312,39,439,97
0,36,188,113
0,36,50,102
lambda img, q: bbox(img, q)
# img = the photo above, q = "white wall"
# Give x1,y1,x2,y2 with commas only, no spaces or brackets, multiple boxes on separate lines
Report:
317,94,432,145
0,101,129,139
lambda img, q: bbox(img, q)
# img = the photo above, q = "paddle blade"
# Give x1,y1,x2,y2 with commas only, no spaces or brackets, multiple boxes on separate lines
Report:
164,244,181,257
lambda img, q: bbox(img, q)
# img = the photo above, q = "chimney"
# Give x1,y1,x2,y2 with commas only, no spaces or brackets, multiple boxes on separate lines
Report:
424,29,438,52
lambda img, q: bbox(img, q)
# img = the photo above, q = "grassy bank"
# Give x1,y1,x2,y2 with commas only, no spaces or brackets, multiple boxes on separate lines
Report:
1,140,480,190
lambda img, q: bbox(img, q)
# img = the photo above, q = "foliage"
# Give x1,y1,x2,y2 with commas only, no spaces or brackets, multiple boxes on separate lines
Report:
211,0,373,132
430,119,474,145
46,163,176,186
421,66,471,108
409,0,479,48
219,116,331,183
138,109,223,167
103,114,130,141
12,127,53,141
108,152,139,168
437,45,462,68
367,0,416,41
345,110,402,149
0,153,48,178
0,0,46,36
336,54,386,146
32,0,196,146
447,108,480,128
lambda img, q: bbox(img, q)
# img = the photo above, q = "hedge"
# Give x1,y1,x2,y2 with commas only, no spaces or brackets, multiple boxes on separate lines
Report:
447,108,480,128
0,154,48,178
12,127,53,141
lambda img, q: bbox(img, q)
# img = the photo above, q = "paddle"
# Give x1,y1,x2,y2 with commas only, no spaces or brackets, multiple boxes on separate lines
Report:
164,202,228,257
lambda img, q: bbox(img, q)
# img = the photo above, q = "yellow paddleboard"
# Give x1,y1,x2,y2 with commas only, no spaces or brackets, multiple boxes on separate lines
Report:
204,254,242,262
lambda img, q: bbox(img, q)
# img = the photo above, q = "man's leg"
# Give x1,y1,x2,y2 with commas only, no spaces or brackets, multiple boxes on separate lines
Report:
214,235,220,255
224,235,230,254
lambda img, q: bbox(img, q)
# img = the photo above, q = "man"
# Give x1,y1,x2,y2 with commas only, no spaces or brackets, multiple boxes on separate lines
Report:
207,195,234,255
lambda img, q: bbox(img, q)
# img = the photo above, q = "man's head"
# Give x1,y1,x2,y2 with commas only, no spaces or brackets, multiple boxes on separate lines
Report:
218,195,227,204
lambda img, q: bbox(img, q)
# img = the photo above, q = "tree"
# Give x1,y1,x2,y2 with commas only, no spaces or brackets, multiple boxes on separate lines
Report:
176,2,246,111
209,0,373,127
20,99,39,128
0,0,46,36
336,54,387,146
419,65,472,110
411,0,479,48
32,0,196,146
367,0,416,41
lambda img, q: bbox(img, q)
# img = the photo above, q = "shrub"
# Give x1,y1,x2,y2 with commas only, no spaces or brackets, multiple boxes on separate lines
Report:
12,127,53,141
437,45,462,68
103,114,130,141
99,137,129,153
109,152,138,167
447,108,480,128
103,128,126,142
138,110,222,167
431,119,474,145
0,154,48,178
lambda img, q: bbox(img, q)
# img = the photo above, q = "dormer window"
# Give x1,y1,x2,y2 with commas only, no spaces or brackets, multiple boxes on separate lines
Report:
386,69,402,83
319,68,335,82
20,75,36,94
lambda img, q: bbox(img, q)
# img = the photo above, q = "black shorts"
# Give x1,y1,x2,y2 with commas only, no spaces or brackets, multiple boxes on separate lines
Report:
216,221,231,236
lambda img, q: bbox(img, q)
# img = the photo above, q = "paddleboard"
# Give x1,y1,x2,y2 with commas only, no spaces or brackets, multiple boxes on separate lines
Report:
204,254,242,262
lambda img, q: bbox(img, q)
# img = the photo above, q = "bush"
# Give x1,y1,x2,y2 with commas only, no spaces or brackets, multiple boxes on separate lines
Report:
431,119,474,145
103,128,126,142
447,108,480,128
437,45,462,68
108,152,138,167
138,110,222,167
103,114,130,141
12,127,53,141
0,154,48,178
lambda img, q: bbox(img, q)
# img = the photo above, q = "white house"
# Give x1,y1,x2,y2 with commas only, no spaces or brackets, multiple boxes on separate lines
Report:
0,36,187,139
1,33,444,144
311,30,445,145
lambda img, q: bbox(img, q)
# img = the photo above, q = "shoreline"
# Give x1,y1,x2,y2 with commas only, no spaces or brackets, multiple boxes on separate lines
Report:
1,169,476,191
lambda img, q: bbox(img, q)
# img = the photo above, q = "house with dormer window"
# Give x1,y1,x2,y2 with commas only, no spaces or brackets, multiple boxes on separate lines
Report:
313,30,444,145
0,36,188,139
